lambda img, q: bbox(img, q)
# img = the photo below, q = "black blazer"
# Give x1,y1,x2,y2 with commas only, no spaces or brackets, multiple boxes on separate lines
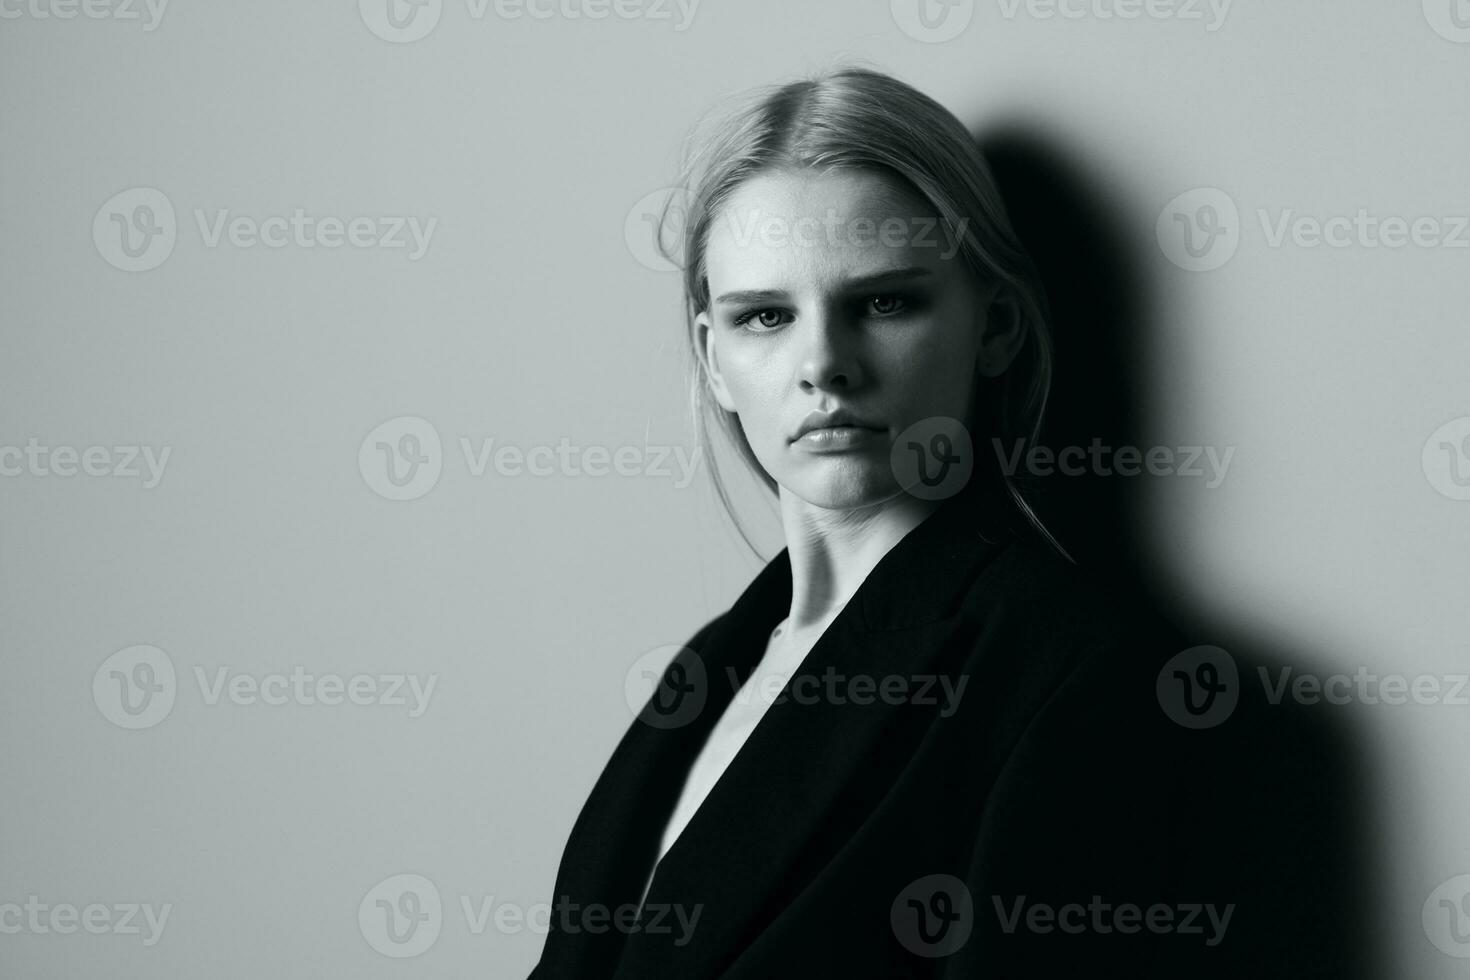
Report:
530,482,1374,978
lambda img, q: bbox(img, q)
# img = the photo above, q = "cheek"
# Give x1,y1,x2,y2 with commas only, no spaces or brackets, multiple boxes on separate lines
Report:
883,313,980,409
717,346,786,438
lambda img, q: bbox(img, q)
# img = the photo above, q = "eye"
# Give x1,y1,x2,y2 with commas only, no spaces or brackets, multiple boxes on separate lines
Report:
731,308,792,332
867,294,909,316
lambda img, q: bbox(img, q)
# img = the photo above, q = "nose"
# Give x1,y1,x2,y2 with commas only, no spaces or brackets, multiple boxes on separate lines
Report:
796,304,863,394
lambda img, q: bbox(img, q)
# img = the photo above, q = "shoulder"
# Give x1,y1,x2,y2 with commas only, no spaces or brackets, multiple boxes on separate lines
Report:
954,534,1183,700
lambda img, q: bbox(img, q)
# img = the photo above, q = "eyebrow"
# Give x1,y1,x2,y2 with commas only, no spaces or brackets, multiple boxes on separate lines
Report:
712,266,935,305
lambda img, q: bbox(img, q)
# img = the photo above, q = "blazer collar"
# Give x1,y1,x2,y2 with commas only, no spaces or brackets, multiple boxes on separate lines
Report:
711,473,1017,639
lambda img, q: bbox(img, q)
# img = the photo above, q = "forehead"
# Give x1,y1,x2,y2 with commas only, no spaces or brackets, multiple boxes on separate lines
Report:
704,169,955,290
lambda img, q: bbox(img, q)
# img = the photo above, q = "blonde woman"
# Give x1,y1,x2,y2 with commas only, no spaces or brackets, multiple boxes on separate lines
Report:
530,65,1369,979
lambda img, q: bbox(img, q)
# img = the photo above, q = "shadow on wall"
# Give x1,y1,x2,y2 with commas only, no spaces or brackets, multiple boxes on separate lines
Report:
975,123,1392,979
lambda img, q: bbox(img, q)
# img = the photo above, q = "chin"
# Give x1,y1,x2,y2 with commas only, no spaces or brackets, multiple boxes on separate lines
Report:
784,462,901,511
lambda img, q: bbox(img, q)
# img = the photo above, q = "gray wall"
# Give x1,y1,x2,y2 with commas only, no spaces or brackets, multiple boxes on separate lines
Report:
2,0,1466,976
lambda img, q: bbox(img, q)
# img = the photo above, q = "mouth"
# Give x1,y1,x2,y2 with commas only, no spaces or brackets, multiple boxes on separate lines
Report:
792,408,884,444
790,424,885,451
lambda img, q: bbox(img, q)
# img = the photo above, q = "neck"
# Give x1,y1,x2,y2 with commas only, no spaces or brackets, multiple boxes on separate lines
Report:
775,486,942,633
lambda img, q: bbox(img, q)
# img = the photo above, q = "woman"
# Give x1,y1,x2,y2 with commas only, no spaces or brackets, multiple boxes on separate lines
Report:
530,65,1367,979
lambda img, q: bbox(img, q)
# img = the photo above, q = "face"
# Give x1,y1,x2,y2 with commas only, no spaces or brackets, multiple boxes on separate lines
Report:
696,168,1024,511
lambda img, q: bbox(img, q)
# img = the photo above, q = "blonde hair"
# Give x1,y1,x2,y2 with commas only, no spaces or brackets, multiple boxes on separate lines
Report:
655,63,1068,560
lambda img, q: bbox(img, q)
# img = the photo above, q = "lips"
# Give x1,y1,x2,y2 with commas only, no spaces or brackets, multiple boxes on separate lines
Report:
792,409,883,442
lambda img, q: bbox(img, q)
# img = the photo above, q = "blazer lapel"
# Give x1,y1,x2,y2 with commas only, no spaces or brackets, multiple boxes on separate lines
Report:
533,546,793,977
613,483,1013,978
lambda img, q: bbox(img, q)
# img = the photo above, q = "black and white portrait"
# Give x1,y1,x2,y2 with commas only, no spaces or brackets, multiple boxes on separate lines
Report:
3,2,1465,978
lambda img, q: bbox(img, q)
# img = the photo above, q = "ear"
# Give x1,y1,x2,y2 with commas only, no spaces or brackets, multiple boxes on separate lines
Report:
695,311,738,412
974,284,1026,378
